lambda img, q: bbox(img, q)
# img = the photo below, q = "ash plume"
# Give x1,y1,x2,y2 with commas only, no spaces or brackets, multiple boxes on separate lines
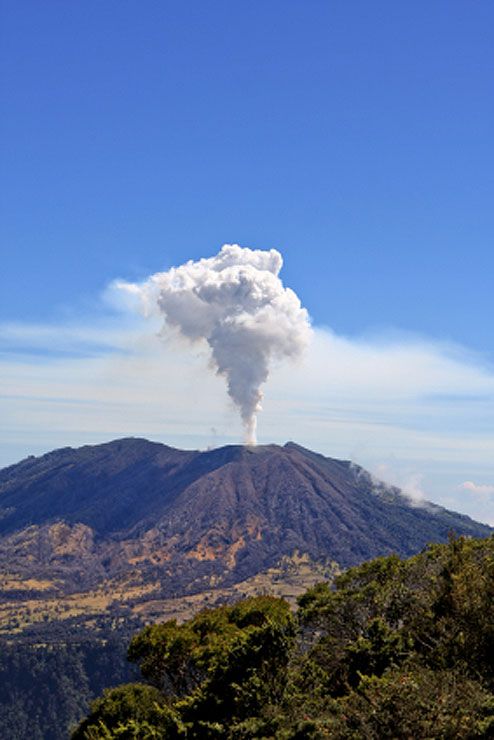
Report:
118,244,311,444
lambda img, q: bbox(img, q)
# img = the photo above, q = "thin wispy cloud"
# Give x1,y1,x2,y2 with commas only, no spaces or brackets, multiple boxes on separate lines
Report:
459,481,494,497
1,296,494,524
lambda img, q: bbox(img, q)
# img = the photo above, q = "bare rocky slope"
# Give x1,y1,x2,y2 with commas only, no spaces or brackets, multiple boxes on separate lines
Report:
0,437,491,605
1,438,492,740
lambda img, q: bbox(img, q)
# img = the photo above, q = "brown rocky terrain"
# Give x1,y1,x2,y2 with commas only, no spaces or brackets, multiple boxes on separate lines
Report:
0,437,491,636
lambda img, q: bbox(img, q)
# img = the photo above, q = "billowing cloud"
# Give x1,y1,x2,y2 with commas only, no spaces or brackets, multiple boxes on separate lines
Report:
115,245,312,444
1,287,494,524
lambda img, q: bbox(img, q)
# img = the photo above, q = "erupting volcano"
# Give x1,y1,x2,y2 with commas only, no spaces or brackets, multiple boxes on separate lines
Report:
116,245,312,444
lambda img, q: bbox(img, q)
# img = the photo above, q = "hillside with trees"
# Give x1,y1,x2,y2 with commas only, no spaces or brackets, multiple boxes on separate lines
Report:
73,533,494,738
1,439,490,644
2,439,494,738
0,636,136,740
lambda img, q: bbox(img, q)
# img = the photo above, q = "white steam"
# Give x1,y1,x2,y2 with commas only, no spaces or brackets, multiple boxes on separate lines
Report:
117,244,311,444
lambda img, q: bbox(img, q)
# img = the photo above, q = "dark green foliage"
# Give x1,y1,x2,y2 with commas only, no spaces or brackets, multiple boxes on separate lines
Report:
285,534,494,738
0,636,136,740
71,684,184,739
74,596,295,738
131,596,295,737
74,535,494,739
281,668,494,739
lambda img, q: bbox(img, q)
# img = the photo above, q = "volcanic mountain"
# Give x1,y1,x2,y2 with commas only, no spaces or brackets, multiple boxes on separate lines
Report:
0,438,491,608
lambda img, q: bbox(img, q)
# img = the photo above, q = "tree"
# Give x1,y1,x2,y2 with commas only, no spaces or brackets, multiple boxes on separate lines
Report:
73,596,296,738
71,684,183,739
74,536,494,739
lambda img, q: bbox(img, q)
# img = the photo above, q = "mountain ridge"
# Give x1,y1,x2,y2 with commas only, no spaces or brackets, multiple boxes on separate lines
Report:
0,436,490,549
0,437,491,638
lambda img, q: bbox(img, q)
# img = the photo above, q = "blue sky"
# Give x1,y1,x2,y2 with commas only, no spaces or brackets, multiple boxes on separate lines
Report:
1,2,494,522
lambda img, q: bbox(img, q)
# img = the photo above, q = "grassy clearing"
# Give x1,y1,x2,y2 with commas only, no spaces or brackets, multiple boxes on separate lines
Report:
0,553,337,635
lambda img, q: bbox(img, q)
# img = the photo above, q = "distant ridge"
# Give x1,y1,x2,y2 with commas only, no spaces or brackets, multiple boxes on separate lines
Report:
0,437,490,603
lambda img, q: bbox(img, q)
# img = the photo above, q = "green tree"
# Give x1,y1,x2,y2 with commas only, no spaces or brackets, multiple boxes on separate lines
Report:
73,596,296,739
74,536,494,739
71,683,183,739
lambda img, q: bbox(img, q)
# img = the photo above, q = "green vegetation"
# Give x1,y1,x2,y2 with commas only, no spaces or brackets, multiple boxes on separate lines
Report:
74,596,295,739
0,636,136,740
73,535,494,738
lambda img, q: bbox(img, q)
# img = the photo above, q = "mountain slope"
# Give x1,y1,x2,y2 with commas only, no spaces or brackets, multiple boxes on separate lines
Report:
0,438,490,602
1,439,491,740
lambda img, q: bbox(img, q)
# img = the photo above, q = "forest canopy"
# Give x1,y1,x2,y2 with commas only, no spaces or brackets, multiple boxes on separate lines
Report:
73,534,494,739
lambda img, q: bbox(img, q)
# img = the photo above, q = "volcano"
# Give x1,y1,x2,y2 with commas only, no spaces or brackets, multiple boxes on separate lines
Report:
0,438,490,607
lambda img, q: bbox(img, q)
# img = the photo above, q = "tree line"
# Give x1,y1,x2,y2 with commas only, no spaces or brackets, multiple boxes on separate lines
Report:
74,534,494,738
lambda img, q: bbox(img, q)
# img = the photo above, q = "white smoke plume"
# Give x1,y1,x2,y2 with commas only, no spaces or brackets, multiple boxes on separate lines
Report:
117,244,312,444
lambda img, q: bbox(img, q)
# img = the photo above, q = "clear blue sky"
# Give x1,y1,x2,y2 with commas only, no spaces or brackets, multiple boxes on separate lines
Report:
1,0,493,353
1,2,494,525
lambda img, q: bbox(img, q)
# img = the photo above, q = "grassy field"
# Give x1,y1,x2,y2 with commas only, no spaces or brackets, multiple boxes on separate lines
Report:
0,552,338,636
